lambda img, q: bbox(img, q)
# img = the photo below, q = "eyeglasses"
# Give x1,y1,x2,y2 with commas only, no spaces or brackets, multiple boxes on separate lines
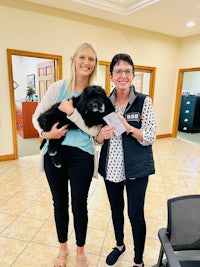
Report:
112,69,134,77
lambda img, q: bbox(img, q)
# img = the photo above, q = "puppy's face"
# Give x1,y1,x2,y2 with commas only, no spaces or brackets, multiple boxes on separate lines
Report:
84,86,107,113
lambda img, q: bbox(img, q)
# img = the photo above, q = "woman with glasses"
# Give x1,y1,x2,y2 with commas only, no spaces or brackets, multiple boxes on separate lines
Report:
96,53,156,267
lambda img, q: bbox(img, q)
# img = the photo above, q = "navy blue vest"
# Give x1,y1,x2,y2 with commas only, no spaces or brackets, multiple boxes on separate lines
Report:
98,88,155,179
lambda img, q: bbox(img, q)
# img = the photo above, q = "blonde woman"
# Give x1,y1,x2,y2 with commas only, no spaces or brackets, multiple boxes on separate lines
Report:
33,43,100,267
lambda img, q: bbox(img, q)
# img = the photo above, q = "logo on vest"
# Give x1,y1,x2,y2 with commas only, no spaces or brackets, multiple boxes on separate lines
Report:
125,112,141,122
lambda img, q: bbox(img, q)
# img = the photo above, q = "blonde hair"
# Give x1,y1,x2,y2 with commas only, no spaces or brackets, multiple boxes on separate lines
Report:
67,42,98,97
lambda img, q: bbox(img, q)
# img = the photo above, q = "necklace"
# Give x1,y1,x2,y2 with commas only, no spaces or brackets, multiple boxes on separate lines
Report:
115,106,126,115
115,96,129,107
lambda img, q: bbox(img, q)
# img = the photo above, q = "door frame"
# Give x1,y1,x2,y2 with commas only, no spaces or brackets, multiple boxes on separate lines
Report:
98,60,111,95
135,65,156,100
7,49,62,159
172,67,200,137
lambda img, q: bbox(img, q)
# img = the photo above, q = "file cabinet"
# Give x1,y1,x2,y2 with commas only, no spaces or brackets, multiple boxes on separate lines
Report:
178,95,200,133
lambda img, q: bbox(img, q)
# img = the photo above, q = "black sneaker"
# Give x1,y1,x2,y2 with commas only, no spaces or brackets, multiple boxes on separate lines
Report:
106,245,126,266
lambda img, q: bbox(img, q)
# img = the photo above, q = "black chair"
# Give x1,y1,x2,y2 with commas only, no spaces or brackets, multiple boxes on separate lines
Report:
156,194,200,267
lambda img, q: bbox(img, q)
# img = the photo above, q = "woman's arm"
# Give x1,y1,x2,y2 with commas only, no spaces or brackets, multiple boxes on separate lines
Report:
118,96,156,146
95,125,115,144
139,96,156,145
117,114,144,141
59,100,102,137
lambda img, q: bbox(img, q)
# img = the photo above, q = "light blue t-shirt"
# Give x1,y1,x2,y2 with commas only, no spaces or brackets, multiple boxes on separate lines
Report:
43,80,94,155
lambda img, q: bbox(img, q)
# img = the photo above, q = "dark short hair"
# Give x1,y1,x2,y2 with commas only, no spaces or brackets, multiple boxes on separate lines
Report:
110,53,135,74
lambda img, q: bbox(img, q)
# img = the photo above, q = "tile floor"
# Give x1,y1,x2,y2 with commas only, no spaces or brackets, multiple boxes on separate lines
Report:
0,137,200,267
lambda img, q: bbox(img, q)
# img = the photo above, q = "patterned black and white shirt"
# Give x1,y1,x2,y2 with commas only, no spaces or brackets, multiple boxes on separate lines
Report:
106,96,156,183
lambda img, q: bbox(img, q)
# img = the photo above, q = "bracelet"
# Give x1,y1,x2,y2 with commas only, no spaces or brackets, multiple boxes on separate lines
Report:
67,108,75,117
41,130,48,139
94,136,104,145
127,126,134,136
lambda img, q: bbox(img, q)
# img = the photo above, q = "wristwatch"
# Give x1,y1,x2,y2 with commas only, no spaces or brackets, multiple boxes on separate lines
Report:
127,126,134,136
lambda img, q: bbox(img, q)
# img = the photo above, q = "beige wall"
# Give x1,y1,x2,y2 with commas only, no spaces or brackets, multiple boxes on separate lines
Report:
179,35,200,67
0,2,199,157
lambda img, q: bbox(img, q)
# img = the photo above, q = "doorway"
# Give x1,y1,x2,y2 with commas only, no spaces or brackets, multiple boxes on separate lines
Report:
134,65,156,99
173,67,200,144
7,49,62,159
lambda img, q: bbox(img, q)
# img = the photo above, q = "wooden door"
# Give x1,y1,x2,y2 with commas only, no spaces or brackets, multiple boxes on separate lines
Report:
37,60,56,101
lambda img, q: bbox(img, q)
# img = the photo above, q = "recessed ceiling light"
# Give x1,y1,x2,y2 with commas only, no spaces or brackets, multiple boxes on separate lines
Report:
186,21,196,28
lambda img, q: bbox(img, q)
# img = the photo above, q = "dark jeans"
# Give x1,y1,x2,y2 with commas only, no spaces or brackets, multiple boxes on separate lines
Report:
44,145,94,247
105,177,148,264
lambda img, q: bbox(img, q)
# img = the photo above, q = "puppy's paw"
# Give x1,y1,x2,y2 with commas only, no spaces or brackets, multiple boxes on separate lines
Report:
48,151,57,156
54,163,62,168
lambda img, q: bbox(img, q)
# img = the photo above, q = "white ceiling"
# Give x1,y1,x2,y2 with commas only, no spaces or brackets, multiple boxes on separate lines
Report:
25,0,200,38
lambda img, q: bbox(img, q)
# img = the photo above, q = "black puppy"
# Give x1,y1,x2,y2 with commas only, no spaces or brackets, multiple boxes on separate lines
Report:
38,85,114,168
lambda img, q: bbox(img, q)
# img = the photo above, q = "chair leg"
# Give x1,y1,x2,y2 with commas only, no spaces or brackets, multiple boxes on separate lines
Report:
157,246,164,267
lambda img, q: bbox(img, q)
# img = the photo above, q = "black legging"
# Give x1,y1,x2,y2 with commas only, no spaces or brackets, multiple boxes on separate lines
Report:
105,177,148,264
44,145,94,247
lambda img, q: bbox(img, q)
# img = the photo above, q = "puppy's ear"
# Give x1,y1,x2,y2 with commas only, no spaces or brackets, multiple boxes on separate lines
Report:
104,97,115,114
76,90,87,113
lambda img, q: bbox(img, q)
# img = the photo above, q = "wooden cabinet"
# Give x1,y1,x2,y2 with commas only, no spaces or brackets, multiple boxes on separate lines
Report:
16,102,39,138
178,95,200,133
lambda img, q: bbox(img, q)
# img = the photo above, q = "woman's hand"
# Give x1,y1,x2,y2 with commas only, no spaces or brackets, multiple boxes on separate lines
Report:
43,122,68,139
96,125,115,144
117,114,133,133
58,99,75,116
117,114,143,141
